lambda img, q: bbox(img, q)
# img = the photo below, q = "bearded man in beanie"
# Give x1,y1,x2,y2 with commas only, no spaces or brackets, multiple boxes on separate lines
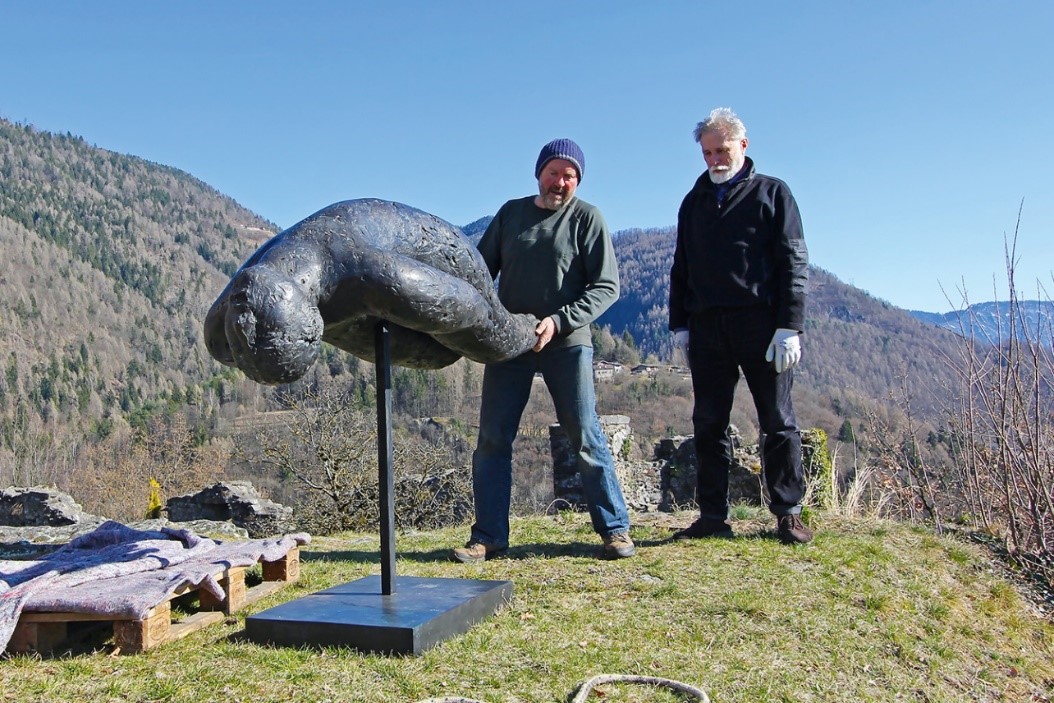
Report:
669,108,813,545
452,138,635,563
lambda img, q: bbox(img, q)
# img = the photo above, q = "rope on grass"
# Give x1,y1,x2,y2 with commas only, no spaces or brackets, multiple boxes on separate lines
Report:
415,673,710,703
570,674,710,702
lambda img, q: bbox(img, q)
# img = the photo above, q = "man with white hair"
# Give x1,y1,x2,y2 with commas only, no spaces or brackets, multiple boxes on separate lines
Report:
668,107,812,544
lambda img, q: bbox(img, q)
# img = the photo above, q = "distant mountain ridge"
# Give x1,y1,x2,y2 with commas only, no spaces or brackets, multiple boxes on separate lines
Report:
909,301,1054,345
460,216,492,240
459,212,1046,356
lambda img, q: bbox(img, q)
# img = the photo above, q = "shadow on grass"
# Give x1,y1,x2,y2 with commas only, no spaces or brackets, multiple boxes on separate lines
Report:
299,548,380,564
303,543,606,563
402,539,675,562
303,533,761,564
223,628,428,657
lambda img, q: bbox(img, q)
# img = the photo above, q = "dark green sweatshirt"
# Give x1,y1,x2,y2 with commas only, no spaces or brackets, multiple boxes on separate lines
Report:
477,196,620,350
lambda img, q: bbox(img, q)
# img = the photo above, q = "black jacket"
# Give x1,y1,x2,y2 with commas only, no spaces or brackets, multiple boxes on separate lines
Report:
669,157,808,331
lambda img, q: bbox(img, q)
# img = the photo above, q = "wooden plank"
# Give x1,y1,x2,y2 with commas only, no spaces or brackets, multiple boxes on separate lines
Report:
113,601,171,653
245,580,288,605
262,547,300,582
199,566,247,615
166,612,226,643
8,621,67,653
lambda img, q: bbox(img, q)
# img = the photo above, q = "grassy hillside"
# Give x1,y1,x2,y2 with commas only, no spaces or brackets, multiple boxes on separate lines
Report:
3,511,1052,702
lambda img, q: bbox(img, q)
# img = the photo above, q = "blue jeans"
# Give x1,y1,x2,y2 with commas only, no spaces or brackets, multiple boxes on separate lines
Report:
470,344,630,547
687,306,805,519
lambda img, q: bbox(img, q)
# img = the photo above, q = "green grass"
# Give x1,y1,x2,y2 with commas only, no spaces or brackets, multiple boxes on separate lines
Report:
2,509,1052,702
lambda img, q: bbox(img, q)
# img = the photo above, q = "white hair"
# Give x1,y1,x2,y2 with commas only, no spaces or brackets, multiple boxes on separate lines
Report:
693,107,747,143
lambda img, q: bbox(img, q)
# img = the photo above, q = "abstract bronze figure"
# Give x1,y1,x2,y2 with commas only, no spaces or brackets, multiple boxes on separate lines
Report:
204,199,538,384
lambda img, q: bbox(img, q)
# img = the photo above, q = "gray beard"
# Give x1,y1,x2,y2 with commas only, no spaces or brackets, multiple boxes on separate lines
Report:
709,156,745,184
709,168,735,184
538,191,570,210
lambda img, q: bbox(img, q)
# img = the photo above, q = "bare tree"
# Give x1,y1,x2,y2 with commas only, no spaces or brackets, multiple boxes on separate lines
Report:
70,414,229,521
864,371,947,531
242,384,471,535
942,210,1053,576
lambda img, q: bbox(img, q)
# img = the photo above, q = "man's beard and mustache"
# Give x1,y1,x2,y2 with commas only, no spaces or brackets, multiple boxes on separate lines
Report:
709,153,745,184
539,185,572,210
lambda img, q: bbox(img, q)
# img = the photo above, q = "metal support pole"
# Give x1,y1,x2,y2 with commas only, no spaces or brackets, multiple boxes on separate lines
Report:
374,321,396,595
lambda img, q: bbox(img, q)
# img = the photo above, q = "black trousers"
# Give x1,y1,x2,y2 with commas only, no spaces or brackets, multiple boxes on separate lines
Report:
687,306,804,519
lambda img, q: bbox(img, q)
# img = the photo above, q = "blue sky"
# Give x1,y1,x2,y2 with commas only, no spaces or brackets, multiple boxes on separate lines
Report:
2,1,1052,313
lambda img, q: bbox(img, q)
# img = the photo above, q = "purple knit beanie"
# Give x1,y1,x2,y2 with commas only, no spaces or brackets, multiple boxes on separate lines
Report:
535,138,585,181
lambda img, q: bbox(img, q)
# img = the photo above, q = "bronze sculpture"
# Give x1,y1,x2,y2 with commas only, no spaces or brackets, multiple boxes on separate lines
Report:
204,199,538,384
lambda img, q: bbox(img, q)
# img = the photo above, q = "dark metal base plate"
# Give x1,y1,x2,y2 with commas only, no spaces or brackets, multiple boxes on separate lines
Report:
244,575,513,655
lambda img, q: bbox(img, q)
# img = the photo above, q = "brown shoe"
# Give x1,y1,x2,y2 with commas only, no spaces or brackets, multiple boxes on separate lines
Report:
671,518,734,540
602,532,636,559
777,514,814,544
452,539,506,564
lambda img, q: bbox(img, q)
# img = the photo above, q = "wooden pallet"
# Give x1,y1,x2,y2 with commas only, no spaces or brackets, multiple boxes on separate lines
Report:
8,546,300,655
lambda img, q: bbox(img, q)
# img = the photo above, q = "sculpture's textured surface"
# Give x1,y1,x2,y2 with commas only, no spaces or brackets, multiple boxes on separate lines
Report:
204,199,538,384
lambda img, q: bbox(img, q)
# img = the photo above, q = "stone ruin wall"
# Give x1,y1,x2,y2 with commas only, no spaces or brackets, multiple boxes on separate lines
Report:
550,415,766,513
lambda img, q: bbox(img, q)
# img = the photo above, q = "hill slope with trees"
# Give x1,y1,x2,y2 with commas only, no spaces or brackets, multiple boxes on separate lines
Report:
467,217,958,426
0,119,274,458
910,300,1054,345
599,226,962,424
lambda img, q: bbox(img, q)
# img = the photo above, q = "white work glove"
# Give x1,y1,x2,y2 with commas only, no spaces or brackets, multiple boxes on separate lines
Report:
672,329,689,354
765,328,801,373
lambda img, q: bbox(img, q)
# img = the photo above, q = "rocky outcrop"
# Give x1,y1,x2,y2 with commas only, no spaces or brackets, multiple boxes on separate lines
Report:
166,481,293,538
0,482,285,557
0,519,250,558
551,416,663,512
0,486,101,527
0,485,253,558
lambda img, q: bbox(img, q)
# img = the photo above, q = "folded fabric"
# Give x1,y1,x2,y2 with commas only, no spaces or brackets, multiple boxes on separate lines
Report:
0,520,309,654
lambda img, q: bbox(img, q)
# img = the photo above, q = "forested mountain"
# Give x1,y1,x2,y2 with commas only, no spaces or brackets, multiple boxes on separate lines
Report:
596,226,677,357
597,227,963,423
0,119,275,445
462,210,963,426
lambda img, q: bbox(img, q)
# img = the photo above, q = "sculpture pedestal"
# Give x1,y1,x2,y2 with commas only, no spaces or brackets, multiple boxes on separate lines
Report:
243,322,511,655
245,575,512,655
